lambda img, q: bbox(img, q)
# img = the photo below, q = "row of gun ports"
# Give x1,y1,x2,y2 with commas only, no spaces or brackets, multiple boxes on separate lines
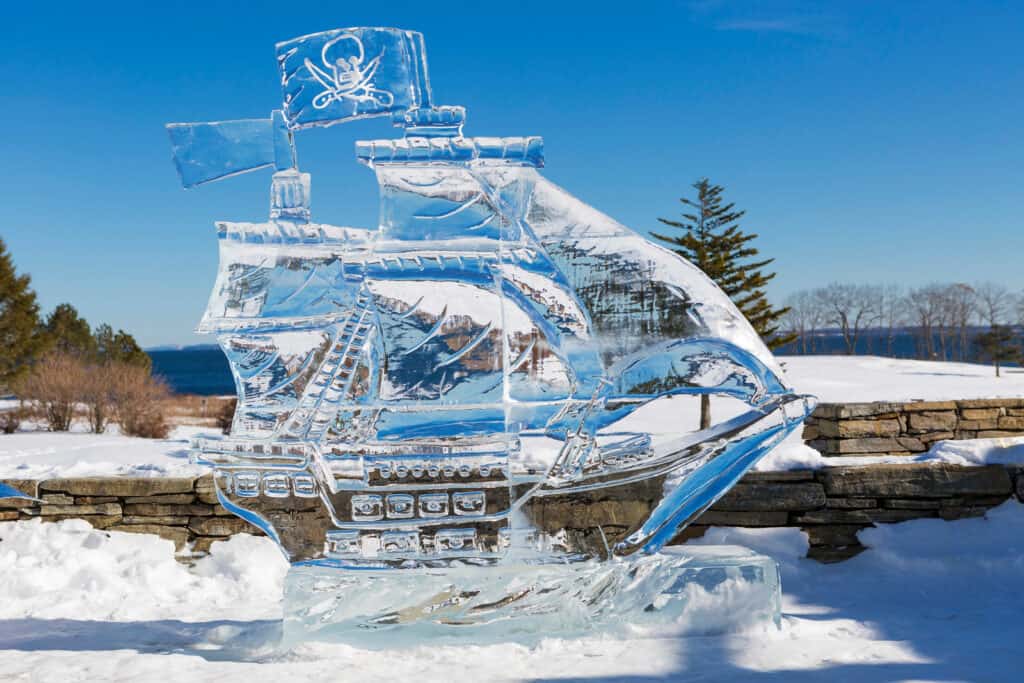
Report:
218,471,319,498
350,490,487,521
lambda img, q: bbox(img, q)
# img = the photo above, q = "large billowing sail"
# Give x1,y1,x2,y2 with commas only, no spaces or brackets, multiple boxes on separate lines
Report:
526,176,788,406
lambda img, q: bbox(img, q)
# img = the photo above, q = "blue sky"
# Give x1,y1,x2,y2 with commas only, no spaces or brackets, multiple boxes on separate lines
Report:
3,1,1022,346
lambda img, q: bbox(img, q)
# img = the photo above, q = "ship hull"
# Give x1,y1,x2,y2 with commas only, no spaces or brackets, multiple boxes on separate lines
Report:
205,393,809,565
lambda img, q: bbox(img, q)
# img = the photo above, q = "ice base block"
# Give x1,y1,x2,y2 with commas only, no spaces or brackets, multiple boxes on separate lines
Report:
280,545,781,648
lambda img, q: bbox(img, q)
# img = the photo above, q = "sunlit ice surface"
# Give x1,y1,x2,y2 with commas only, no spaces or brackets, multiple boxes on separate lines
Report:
166,26,813,571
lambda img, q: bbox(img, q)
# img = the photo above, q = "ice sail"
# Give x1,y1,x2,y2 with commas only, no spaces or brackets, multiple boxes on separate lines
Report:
527,177,789,405
166,27,814,567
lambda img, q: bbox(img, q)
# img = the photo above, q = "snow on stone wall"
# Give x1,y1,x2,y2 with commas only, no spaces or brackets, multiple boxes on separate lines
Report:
806,398,1024,457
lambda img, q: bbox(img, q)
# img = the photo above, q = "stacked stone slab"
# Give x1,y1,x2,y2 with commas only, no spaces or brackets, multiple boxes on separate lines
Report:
804,399,1024,458
2,464,1023,564
0,476,257,555
686,464,1019,562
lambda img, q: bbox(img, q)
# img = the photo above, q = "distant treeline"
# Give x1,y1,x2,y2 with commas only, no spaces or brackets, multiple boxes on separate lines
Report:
773,327,1021,364
778,282,1022,364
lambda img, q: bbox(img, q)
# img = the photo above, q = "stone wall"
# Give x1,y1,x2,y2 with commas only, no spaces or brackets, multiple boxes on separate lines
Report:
804,398,1024,458
0,476,254,555
3,464,1022,564
689,464,1022,562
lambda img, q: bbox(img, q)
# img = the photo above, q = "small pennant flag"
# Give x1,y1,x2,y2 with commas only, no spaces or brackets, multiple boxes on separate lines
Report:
166,111,294,188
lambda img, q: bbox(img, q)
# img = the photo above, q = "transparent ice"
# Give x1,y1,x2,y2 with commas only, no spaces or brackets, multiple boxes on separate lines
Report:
281,545,781,646
0,483,34,502
166,26,812,637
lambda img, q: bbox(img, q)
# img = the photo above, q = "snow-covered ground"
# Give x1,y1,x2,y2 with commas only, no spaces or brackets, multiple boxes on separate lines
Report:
1,502,1022,681
0,426,209,479
779,354,1024,403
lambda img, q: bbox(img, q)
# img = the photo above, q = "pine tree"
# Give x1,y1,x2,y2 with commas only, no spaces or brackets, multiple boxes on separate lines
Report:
0,238,46,387
653,179,795,428
43,303,96,358
973,325,1019,377
652,179,794,347
93,324,115,362
94,323,151,371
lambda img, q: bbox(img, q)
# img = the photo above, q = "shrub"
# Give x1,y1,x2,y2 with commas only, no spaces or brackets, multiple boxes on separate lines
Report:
122,408,170,439
15,352,85,431
217,398,237,435
80,363,114,434
110,363,171,439
13,353,172,438
0,404,26,434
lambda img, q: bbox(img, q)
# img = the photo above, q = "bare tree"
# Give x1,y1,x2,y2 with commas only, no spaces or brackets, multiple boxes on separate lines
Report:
905,285,944,359
782,290,826,354
975,282,1012,327
904,283,977,361
774,281,1014,362
939,283,977,361
815,283,882,355
877,284,905,357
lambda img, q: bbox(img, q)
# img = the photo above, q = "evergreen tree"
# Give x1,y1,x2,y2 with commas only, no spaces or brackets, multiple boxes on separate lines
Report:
94,323,151,371
653,179,794,428
973,325,1019,377
93,324,115,361
43,303,96,358
653,179,794,348
0,238,46,387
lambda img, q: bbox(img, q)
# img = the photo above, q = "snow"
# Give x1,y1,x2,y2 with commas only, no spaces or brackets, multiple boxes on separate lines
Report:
1,502,1022,681
755,430,833,471
0,520,286,623
779,354,1024,403
0,426,210,480
917,436,1024,465
757,431,1024,471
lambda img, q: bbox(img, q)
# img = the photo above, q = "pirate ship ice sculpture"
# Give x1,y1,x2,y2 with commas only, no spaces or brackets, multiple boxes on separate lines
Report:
167,27,813,574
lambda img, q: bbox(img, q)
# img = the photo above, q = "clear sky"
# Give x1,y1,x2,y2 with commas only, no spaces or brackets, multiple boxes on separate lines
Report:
3,1,1022,347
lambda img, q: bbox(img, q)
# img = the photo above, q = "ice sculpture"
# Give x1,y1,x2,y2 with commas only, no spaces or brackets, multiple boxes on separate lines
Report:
0,483,35,502
166,27,813,631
